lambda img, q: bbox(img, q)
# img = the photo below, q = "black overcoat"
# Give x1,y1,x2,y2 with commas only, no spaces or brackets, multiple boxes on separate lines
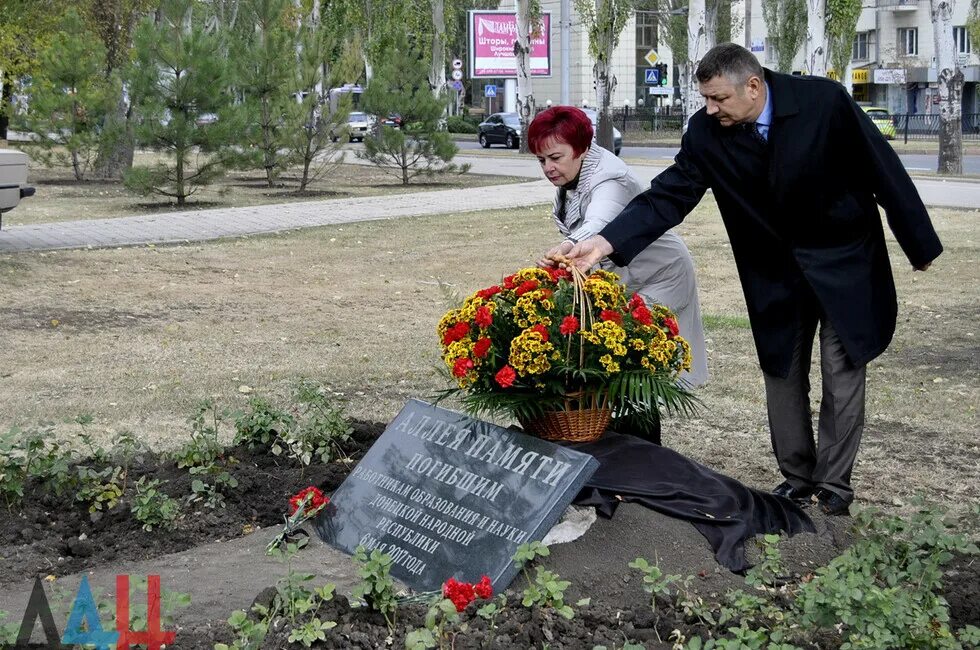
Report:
602,69,943,377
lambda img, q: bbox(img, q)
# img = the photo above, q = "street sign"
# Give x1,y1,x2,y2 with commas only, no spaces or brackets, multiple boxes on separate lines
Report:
644,49,659,66
451,69,464,81
644,68,660,85
451,80,464,91
647,87,673,96
484,85,497,98
452,58,463,70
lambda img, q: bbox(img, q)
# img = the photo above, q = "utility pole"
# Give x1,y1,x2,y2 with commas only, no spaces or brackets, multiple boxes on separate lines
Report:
561,0,570,105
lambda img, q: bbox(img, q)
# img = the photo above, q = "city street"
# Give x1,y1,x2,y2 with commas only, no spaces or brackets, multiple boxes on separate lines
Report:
455,140,980,174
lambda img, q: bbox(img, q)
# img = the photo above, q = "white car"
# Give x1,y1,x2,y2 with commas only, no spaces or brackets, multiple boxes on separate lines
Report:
582,109,623,156
345,112,374,142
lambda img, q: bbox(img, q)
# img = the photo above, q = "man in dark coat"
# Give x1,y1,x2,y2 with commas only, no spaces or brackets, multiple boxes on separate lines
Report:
550,43,943,515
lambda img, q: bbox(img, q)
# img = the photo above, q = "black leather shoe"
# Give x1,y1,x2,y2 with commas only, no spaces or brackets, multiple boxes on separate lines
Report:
815,489,852,516
772,481,814,501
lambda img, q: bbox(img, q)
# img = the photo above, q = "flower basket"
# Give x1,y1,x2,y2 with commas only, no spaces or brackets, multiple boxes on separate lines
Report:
517,390,611,442
436,264,697,442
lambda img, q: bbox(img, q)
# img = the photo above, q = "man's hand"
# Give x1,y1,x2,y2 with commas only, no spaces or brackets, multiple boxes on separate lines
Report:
538,240,574,268
555,236,614,273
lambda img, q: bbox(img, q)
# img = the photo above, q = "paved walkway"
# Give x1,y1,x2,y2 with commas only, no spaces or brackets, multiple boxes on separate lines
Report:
2,152,978,253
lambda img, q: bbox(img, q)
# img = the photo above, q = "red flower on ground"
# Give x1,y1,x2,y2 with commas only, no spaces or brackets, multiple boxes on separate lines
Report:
472,338,491,359
664,316,679,338
559,315,580,335
452,357,474,378
600,309,623,325
515,280,539,296
442,321,470,345
289,486,329,516
443,577,476,612
474,575,493,600
495,365,516,388
631,305,653,326
475,306,493,328
530,324,550,342
476,285,501,300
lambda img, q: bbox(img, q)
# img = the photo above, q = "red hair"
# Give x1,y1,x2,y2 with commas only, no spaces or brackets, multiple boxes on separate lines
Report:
527,106,593,156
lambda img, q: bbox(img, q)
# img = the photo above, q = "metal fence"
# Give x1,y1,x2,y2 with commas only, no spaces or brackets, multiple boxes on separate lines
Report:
606,108,980,142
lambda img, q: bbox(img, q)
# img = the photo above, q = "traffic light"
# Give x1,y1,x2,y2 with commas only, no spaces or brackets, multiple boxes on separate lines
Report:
658,63,669,87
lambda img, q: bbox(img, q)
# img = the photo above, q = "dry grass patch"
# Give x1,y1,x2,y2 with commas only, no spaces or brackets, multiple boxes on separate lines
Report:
4,151,527,226
0,198,976,515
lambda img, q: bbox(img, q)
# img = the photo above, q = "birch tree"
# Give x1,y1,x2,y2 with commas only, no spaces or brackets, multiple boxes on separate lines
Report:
514,0,540,154
685,0,709,124
931,0,963,174
575,0,633,152
762,0,807,73
826,0,861,94
803,0,828,76
429,0,448,98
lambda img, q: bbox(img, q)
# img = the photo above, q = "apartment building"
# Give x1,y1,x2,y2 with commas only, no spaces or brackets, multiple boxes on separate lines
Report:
476,0,977,117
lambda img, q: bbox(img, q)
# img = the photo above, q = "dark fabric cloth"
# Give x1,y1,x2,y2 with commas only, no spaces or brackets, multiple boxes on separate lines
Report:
565,430,815,573
600,69,943,378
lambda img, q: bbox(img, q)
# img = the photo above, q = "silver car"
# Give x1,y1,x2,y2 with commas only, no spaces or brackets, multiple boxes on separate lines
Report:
345,112,373,142
582,109,623,156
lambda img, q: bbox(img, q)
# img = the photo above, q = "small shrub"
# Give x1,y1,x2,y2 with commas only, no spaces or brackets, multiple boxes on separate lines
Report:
75,465,125,514
513,541,574,619
173,399,227,469
446,116,478,134
352,545,398,629
131,477,181,531
234,397,294,450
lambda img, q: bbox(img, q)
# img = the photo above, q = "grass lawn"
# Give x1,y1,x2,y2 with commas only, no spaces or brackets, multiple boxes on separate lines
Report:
3,151,528,226
0,198,976,517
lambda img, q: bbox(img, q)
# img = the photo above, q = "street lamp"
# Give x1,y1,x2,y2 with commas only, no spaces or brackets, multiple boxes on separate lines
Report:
546,99,553,107
582,100,589,108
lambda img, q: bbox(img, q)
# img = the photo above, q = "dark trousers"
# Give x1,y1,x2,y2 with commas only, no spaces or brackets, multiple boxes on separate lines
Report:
762,316,866,502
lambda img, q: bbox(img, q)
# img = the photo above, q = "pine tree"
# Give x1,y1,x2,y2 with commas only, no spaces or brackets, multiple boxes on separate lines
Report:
18,9,113,181
358,36,468,185
124,0,237,206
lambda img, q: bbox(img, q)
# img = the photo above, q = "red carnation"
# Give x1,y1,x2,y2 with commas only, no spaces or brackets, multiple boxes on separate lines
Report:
664,316,679,337
502,275,517,289
476,285,501,300
530,324,550,342
473,338,491,359
474,575,493,600
442,321,471,345
475,306,493,328
631,305,653,326
515,280,539,296
600,309,623,325
452,357,474,378
289,486,329,516
559,315,580,335
628,293,645,310
495,365,516,388
442,577,476,612
547,267,572,282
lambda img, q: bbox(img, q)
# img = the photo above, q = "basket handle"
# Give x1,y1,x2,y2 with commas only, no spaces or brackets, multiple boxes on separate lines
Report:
551,255,593,369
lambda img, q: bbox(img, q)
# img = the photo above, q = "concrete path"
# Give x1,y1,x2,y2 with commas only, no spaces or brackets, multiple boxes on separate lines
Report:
1,151,977,254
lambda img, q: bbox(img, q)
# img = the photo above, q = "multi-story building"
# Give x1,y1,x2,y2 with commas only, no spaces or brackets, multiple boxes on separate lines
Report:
476,0,978,116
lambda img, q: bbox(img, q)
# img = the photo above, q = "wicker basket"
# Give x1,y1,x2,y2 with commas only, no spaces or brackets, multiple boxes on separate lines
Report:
518,390,611,443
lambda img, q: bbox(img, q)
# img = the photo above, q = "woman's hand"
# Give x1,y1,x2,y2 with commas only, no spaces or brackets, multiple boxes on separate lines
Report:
554,236,613,272
538,240,574,268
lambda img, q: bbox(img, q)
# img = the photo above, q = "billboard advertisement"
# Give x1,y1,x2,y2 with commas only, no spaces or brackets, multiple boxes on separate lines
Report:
468,10,552,78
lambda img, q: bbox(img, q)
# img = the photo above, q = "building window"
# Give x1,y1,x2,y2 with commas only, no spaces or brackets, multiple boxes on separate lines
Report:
898,27,918,56
636,12,658,49
954,27,972,54
764,38,776,63
852,32,870,61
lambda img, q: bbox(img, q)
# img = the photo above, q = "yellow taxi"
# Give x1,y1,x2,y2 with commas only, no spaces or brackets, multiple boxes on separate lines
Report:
863,106,896,140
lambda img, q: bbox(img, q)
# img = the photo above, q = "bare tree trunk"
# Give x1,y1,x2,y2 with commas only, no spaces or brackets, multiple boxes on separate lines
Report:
932,0,963,174
429,0,447,99
593,0,616,151
514,0,536,154
843,60,853,96
705,0,719,49
804,0,828,76
685,0,709,128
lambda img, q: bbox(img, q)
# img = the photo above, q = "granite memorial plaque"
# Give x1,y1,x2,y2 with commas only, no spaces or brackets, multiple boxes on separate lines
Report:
313,399,599,593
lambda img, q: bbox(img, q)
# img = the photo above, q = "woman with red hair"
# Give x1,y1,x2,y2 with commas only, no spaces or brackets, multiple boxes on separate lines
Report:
530,106,708,392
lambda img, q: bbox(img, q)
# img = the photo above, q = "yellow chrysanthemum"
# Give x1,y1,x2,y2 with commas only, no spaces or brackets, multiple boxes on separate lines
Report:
508,330,554,376
599,354,621,373
512,268,553,284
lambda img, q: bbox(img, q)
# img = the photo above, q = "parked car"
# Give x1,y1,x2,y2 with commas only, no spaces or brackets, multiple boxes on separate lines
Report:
381,113,403,128
863,106,896,140
582,109,623,156
478,112,521,149
345,111,373,142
